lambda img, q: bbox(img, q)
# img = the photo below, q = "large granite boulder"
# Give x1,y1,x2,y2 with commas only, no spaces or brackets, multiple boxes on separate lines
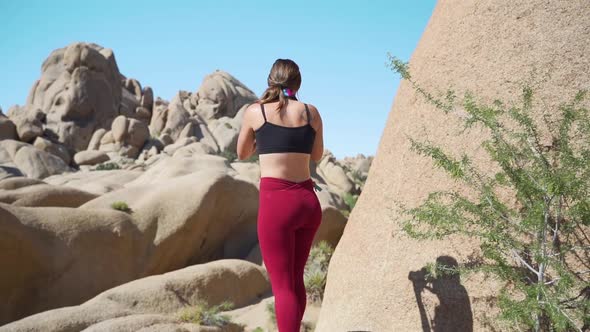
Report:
0,166,260,324
0,139,73,179
193,70,257,121
316,1,590,331
5,42,153,159
21,42,122,153
1,259,268,332
0,108,19,141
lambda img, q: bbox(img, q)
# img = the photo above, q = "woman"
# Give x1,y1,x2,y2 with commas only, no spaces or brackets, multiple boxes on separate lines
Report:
237,58,324,331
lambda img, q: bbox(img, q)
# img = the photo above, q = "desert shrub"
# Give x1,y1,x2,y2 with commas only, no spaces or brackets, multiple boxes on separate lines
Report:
342,192,359,211
304,240,335,304
177,299,234,326
339,208,350,218
265,300,277,328
388,53,590,332
219,148,238,162
241,152,259,163
110,201,130,213
94,162,121,171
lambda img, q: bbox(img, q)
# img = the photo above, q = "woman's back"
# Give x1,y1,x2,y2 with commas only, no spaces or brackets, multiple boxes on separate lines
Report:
236,58,324,183
251,99,323,182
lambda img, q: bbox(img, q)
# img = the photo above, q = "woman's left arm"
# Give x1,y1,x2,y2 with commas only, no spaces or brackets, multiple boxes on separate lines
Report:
236,104,257,160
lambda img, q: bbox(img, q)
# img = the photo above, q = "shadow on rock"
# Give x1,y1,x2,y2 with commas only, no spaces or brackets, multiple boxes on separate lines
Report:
408,255,473,332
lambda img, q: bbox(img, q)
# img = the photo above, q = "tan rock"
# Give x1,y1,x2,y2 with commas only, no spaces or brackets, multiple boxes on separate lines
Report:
164,91,191,141
178,121,196,139
316,152,355,196
160,132,173,145
87,128,107,150
43,169,143,195
33,136,71,165
124,153,230,187
9,106,44,143
0,177,45,190
162,137,197,155
0,183,97,207
316,1,590,331
0,112,17,140
99,130,114,144
229,161,260,185
111,115,128,142
149,97,168,137
211,116,239,154
23,42,123,152
1,259,266,332
172,142,215,158
0,140,73,179
140,86,154,110
194,70,257,120
73,150,110,166
0,202,141,324
127,118,149,148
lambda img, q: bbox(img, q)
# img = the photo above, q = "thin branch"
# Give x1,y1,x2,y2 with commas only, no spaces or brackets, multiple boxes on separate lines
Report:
511,249,539,276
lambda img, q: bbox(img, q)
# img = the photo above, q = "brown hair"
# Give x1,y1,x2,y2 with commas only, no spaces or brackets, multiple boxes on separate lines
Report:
257,59,302,111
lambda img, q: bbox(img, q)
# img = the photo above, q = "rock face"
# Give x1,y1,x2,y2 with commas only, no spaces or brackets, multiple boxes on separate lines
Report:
23,42,123,153
193,70,258,121
0,183,97,207
1,259,268,332
4,42,155,160
0,165,261,324
0,140,73,179
316,1,590,331
0,109,19,141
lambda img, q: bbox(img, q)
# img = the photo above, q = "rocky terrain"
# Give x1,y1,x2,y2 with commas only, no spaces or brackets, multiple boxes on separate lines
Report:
0,42,372,331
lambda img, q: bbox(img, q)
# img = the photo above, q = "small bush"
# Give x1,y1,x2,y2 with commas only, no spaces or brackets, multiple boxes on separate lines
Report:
301,321,314,332
241,152,259,163
342,192,359,211
177,299,234,326
219,148,238,162
339,209,350,218
110,201,131,213
304,240,334,304
94,162,121,171
265,300,277,328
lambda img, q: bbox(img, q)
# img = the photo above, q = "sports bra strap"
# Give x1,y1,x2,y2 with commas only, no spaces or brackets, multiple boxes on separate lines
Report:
260,103,267,123
304,104,311,124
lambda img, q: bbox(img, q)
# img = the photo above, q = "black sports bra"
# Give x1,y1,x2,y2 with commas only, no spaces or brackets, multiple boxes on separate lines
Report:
254,103,316,155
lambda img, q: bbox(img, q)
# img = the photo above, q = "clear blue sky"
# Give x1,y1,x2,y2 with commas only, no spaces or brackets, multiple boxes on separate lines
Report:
0,0,436,160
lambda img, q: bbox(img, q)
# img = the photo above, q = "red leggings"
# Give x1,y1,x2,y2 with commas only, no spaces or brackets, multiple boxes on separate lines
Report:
257,176,322,332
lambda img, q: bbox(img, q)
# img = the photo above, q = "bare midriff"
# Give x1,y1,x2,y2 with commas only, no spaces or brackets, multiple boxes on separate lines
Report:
258,152,312,183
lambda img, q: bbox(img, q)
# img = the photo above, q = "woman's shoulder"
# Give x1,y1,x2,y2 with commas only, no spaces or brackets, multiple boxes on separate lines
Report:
301,102,320,118
299,100,318,111
245,101,262,112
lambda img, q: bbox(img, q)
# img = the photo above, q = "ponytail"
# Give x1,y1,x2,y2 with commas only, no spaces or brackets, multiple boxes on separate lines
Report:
257,59,301,112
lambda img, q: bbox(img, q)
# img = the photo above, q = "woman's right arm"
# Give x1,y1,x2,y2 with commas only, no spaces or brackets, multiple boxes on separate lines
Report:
309,104,324,163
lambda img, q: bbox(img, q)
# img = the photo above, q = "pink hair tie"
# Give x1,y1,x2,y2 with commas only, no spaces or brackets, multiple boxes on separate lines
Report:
282,88,295,97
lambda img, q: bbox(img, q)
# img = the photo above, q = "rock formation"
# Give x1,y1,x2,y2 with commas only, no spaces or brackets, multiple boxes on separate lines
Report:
1,259,268,332
0,40,373,329
316,0,590,331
